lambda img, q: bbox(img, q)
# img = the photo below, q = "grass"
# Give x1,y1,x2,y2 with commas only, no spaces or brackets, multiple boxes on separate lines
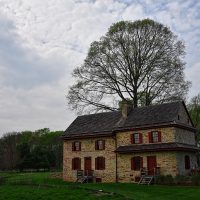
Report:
0,172,200,200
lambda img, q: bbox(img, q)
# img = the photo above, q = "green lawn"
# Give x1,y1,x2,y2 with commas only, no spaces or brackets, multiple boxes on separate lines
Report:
0,172,200,200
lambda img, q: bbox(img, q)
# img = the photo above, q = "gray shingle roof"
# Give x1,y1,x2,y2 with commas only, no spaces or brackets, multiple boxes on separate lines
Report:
64,101,191,137
65,111,121,136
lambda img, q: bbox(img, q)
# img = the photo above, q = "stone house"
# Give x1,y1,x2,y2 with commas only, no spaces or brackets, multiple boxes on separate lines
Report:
62,101,199,183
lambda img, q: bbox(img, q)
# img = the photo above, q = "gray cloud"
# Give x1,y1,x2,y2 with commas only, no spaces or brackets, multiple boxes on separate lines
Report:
0,0,200,136
0,17,66,89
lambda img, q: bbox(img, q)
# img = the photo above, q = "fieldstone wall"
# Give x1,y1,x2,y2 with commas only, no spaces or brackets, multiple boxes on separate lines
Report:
117,152,178,182
63,136,116,182
116,127,175,147
63,126,197,182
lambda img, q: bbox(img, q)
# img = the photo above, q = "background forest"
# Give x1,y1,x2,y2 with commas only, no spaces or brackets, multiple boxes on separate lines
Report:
0,128,63,171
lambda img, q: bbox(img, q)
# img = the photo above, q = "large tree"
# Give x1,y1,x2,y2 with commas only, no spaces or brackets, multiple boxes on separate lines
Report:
188,94,200,143
67,19,190,113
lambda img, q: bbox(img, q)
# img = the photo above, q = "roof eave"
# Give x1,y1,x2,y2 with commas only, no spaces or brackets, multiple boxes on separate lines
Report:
115,147,200,154
62,131,114,140
114,122,196,133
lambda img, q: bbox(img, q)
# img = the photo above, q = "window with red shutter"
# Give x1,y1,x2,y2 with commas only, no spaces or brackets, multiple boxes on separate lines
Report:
149,131,161,143
95,140,105,150
72,157,81,170
131,156,143,171
72,141,81,151
95,157,105,170
131,133,143,144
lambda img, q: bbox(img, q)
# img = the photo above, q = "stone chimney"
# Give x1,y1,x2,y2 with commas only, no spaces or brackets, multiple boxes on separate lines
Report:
121,102,133,118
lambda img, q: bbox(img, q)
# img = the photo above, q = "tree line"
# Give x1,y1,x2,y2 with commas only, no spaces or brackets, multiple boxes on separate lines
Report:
0,128,63,171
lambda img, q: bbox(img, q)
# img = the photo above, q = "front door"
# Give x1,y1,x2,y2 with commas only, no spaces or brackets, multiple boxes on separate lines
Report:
147,156,157,175
84,157,92,176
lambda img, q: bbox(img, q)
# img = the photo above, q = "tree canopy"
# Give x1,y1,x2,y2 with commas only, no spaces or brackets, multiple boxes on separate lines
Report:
0,128,63,171
67,19,190,113
188,94,200,146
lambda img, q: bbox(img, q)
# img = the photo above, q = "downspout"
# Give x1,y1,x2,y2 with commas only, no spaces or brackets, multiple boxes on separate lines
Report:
115,134,118,183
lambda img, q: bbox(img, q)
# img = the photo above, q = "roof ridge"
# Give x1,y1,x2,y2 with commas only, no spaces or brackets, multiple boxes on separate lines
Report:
131,101,182,110
77,110,120,118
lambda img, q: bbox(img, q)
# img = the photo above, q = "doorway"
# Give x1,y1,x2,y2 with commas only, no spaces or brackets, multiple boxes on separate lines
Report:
147,156,157,175
84,157,92,176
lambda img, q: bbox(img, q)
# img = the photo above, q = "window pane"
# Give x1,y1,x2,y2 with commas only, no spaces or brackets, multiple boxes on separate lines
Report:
75,142,80,150
98,140,103,150
152,131,158,142
134,133,140,143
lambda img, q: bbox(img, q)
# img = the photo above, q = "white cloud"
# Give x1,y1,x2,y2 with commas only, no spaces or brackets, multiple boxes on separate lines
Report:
185,62,200,97
122,4,144,20
0,0,199,136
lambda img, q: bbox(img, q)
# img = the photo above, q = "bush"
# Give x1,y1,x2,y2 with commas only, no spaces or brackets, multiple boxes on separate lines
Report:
191,174,200,186
155,175,165,184
174,175,190,185
155,175,174,185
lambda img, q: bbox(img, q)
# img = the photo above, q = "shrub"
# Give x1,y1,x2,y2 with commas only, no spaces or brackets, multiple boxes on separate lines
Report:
155,175,174,185
191,174,200,186
174,175,190,185
155,175,165,184
164,175,174,185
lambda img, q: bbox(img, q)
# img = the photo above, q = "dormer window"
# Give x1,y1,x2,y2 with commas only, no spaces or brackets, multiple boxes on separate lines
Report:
72,141,81,151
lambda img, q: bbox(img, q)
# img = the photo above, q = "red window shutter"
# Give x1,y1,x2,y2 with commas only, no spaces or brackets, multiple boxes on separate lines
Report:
78,158,81,169
103,140,105,150
158,131,161,142
139,133,143,143
72,158,74,170
95,141,98,150
102,157,105,169
148,132,153,143
72,142,75,151
131,134,134,144
140,157,143,168
131,157,135,170
98,157,101,169
95,157,97,170
79,142,81,151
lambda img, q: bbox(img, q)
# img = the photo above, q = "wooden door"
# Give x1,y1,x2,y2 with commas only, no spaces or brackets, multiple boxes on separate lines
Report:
84,157,92,176
147,156,157,175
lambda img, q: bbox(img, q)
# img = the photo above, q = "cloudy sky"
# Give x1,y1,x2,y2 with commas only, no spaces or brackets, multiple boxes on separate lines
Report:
0,0,200,136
